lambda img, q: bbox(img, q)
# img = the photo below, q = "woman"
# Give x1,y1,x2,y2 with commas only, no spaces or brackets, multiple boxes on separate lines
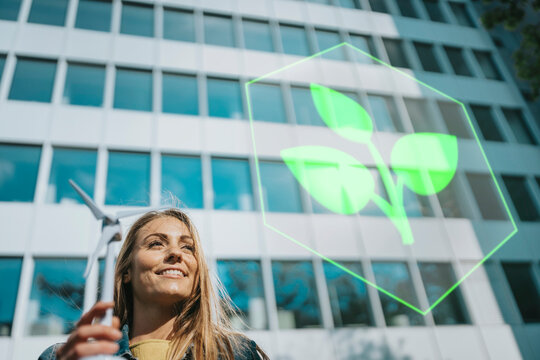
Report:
39,208,268,360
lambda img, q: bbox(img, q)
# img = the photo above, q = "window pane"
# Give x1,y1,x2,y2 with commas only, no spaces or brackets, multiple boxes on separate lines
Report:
502,108,537,145
272,261,322,329
63,63,105,107
349,34,377,64
404,98,438,133
75,0,112,32
280,25,310,56
367,94,403,132
0,0,21,20
212,158,253,211
291,86,324,126
248,83,286,123
469,104,504,142
339,0,361,9
449,2,475,27
28,0,68,26
372,262,424,326
26,259,86,335
315,29,346,61
436,178,469,218
444,46,472,76
473,50,502,81
369,0,388,13
163,9,195,42
161,155,203,209
162,73,198,115
113,68,152,111
9,58,56,102
382,39,410,68
204,14,235,47
243,19,274,52
502,263,540,323
47,148,97,204
0,144,41,202
418,263,469,325
0,55,5,82
414,42,442,73
259,161,302,213
323,261,373,327
423,0,446,22
437,101,471,138
466,173,507,220
207,78,243,119
217,260,267,330
105,151,150,206
0,258,22,336
120,2,153,37
502,175,539,222
396,0,419,18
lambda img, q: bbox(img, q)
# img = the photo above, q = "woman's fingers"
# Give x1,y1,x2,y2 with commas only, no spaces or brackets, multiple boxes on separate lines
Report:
63,341,119,360
112,316,121,330
67,324,122,343
76,301,115,326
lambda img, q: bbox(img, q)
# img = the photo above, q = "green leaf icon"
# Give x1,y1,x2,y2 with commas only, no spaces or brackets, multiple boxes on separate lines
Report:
281,146,374,214
310,83,373,143
390,133,458,196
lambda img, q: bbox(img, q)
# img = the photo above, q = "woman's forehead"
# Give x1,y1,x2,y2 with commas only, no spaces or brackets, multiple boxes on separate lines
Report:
139,216,191,238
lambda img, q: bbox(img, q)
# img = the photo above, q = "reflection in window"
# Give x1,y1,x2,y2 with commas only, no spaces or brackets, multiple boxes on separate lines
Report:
217,260,267,330
367,94,403,132
28,0,68,26
75,0,112,32
248,83,286,123
414,42,442,73
113,68,152,111
382,38,410,68
291,86,324,126
120,2,153,37
502,175,539,222
469,104,504,142
280,24,311,56
372,262,424,326
369,0,388,13
0,258,22,336
207,78,243,119
422,0,446,23
243,19,274,52
502,108,537,145
396,0,419,18
163,9,195,42
339,0,361,9
323,261,373,327
404,98,438,133
0,144,41,202
162,73,198,115
259,161,302,213
63,63,106,107
315,29,346,61
436,178,469,218
9,58,57,102
418,263,469,325
105,151,150,206
212,158,253,211
349,34,378,64
437,101,471,138
161,155,203,209
466,173,507,220
502,263,540,323
0,0,21,20
0,55,6,82
26,259,86,335
449,2,475,27
272,261,322,329
204,14,235,47
444,46,472,76
474,51,502,81
47,148,97,204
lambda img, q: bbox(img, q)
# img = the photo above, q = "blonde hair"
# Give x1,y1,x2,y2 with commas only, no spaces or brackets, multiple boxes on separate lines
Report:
114,208,267,360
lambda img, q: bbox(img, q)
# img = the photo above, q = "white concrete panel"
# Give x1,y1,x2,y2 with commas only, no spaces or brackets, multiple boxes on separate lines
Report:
0,21,17,50
443,219,483,260
318,59,359,90
359,217,409,258
306,3,338,28
385,327,441,360
202,0,235,12
435,326,488,360
50,106,103,146
275,56,324,85
65,30,112,62
242,51,284,80
409,218,453,260
0,338,11,360
372,13,399,37
237,0,272,17
473,221,523,260
0,203,34,254
250,121,295,158
244,330,275,359
202,46,243,75
273,1,308,24
480,325,522,360
388,69,425,98
16,25,65,57
209,211,261,257
274,330,335,360
203,118,252,155
484,142,540,173
264,214,314,257
0,102,51,142
114,36,155,67
104,111,153,149
331,328,387,360
356,64,399,95
12,336,66,360
339,10,375,34
310,214,362,258
159,41,199,71
157,115,202,152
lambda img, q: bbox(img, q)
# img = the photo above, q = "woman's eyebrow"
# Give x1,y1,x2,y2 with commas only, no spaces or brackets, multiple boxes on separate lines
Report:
142,233,193,243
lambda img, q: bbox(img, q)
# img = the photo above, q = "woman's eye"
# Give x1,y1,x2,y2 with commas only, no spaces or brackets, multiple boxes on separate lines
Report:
182,245,194,252
149,240,163,248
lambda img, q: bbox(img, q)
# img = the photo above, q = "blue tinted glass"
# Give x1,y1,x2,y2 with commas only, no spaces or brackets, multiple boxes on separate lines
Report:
47,148,97,204
28,0,68,26
27,259,86,335
105,152,150,206
0,55,5,82
75,0,112,32
280,25,310,56
114,68,152,111
204,14,235,47
259,162,302,213
243,20,274,52
0,144,41,202
502,108,537,145
162,73,198,115
217,260,267,330
161,155,203,209
383,38,410,68
272,261,322,329
9,58,56,102
291,87,324,126
369,0,388,13
163,9,195,42
367,95,401,132
212,158,253,211
63,63,105,107
315,30,346,61
0,0,21,20
339,0,361,8
207,78,243,119
0,258,22,336
350,34,377,64
248,83,286,123
120,2,153,37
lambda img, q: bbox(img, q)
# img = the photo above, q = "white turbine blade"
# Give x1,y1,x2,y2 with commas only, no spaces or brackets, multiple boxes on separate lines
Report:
116,205,170,219
84,224,121,278
69,179,106,220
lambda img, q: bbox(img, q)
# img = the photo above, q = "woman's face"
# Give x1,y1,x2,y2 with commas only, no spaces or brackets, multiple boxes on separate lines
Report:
127,216,198,306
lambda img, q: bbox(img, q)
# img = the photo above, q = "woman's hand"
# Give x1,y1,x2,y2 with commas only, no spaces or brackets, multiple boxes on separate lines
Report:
55,301,122,360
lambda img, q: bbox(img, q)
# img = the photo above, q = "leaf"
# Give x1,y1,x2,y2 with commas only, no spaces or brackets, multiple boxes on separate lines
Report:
280,146,374,215
390,133,458,196
310,83,373,143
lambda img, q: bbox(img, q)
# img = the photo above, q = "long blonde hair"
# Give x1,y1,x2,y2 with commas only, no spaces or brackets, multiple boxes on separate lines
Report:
114,208,267,360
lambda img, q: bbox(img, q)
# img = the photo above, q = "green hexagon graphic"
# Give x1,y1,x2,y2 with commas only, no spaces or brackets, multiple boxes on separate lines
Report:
245,42,518,316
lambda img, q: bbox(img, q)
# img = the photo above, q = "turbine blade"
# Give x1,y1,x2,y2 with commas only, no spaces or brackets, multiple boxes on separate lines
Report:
116,205,170,219
69,179,106,220
84,224,121,278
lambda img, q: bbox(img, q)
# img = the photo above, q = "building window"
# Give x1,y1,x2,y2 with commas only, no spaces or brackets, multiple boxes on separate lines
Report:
204,14,235,47
26,259,86,335
211,158,253,211
323,261,374,327
414,42,442,73
473,50,502,81
501,108,537,145
217,260,267,330
315,29,346,61
502,263,540,323
369,0,389,13
207,78,243,119
437,101,471,138
372,262,424,326
247,83,287,123
444,46,472,76
502,175,540,222
161,155,203,209
28,0,68,26
75,0,112,32
0,0,21,20
349,34,378,64
272,261,323,329
422,0,446,23
469,104,504,142
0,144,41,202
242,19,274,52
0,54,5,81
9,58,57,103
338,0,361,9
436,178,469,218
113,67,152,111
291,86,325,127
162,73,198,115
163,8,195,42
259,161,303,213
466,173,507,220
0,258,22,336
396,0,419,18
63,63,106,107
382,38,410,68
280,24,311,56
120,2,154,37
449,1,475,27
367,95,403,132
105,151,150,206
47,148,97,204
403,98,438,133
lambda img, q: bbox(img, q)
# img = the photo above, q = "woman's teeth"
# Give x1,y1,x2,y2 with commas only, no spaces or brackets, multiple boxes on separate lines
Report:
161,270,184,276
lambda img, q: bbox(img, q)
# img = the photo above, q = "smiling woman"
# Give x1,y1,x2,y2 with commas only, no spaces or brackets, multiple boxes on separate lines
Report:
39,208,268,360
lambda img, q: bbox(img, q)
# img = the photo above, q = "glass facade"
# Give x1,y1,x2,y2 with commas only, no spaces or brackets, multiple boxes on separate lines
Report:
474,50,502,81
75,0,112,32
105,151,150,206
382,38,410,68
315,29,346,61
437,101,471,138
396,0,419,18
0,258,22,336
444,46,472,76
449,1,475,27
349,34,378,64
259,161,303,213
211,158,253,211
248,83,287,123
0,55,5,81
207,78,243,119
423,0,446,23
0,0,21,20
9,58,57,103
502,263,540,323
163,9,195,42
469,104,505,142
63,63,106,107
204,14,235,47
501,175,540,222
291,86,325,126
280,25,311,56
466,173,507,220
162,73,198,115
502,108,537,145
120,2,154,37
161,155,203,209
28,0,68,26
414,42,442,73
0,144,41,202
113,68,153,111
367,94,403,132
243,20,274,52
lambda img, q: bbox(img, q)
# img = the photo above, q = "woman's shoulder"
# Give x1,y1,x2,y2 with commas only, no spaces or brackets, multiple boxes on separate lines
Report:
38,343,63,360
231,335,265,360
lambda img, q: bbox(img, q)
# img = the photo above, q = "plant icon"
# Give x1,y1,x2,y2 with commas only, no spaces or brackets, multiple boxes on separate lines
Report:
280,83,458,245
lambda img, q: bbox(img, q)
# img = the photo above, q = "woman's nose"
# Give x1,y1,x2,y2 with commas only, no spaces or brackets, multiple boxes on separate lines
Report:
165,246,183,263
